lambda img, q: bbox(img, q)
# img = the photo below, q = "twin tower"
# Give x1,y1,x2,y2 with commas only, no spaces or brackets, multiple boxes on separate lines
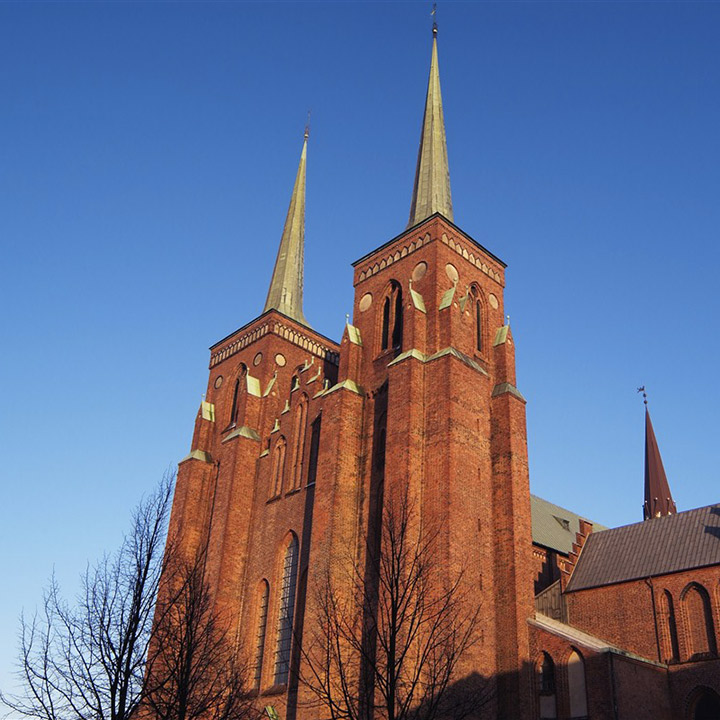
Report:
167,27,535,720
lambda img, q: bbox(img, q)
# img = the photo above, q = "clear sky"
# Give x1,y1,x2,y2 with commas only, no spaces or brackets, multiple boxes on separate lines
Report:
1,0,719,699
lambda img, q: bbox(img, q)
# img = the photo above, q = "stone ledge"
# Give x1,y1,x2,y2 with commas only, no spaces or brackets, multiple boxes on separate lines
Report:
221,426,261,444
491,382,526,402
179,449,213,465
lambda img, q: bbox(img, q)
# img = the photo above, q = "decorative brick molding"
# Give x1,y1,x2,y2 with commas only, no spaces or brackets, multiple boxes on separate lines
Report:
210,319,340,368
440,232,503,285
355,230,504,287
356,233,432,284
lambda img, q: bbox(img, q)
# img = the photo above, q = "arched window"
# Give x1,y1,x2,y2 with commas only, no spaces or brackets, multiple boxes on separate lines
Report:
691,688,720,720
228,365,247,427
567,649,588,719
381,297,390,350
253,581,270,689
274,535,299,685
392,286,403,349
469,285,484,353
537,652,557,719
229,379,241,426
290,395,308,490
271,437,287,498
682,583,717,659
659,589,679,662
379,281,403,353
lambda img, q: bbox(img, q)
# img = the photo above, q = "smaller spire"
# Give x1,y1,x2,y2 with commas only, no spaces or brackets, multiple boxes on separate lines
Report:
263,129,309,326
639,389,677,520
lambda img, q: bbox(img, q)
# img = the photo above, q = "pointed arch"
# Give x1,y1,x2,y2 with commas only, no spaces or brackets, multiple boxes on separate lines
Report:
290,394,309,490
271,436,287,498
469,284,485,353
274,533,300,685
659,589,680,662
566,648,588,719
535,652,557,719
228,363,248,427
687,687,720,720
253,580,270,689
681,582,717,659
378,280,403,354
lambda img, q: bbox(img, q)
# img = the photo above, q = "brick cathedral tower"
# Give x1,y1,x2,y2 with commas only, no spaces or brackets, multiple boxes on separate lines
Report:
166,25,535,720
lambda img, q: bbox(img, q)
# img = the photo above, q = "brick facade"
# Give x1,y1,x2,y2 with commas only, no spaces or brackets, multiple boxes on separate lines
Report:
160,30,720,720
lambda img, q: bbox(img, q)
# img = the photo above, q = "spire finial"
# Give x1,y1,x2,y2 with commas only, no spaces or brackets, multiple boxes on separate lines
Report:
637,385,648,407
263,130,310,326
304,110,311,140
407,16,453,228
431,3,438,35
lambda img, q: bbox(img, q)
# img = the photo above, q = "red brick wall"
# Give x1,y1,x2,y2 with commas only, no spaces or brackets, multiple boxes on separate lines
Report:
565,565,720,666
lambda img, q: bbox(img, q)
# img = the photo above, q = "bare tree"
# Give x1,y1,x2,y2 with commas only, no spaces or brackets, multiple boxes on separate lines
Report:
142,553,259,720
1,472,175,720
2,472,259,720
302,492,490,720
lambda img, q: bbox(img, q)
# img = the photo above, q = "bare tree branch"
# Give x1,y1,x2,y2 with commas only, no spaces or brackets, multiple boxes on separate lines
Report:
301,490,491,720
2,473,174,720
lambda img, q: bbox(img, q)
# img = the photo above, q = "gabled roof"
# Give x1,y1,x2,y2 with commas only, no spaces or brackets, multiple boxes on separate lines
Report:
566,504,720,592
531,495,607,555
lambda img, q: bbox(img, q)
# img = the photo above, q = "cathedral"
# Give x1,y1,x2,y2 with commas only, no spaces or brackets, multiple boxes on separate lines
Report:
165,23,720,720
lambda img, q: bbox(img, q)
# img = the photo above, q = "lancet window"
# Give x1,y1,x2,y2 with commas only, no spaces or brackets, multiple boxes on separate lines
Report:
228,365,247,427
682,583,717,659
567,649,588,719
380,281,403,353
470,285,484,353
274,535,299,685
271,437,287,498
537,652,557,719
253,580,269,689
659,589,679,662
290,395,308,490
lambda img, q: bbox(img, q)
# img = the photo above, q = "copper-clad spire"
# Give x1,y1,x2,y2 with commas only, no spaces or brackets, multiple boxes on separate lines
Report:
641,397,677,520
407,22,453,228
263,129,309,326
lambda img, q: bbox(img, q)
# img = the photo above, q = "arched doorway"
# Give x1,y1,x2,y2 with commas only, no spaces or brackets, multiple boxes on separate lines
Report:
690,688,720,720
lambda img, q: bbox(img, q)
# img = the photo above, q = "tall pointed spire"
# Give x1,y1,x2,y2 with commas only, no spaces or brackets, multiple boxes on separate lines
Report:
263,128,309,326
643,404,677,520
407,22,453,228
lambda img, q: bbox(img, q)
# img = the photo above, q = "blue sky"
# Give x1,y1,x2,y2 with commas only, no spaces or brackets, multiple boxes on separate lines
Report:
1,0,719,698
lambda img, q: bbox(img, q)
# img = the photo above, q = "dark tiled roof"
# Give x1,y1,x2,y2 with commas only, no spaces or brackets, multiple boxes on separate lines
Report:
530,495,607,555
566,504,720,592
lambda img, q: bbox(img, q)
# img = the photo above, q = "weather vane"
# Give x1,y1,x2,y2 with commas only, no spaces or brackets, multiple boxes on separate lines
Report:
304,110,311,140
431,3,437,33
637,386,648,406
